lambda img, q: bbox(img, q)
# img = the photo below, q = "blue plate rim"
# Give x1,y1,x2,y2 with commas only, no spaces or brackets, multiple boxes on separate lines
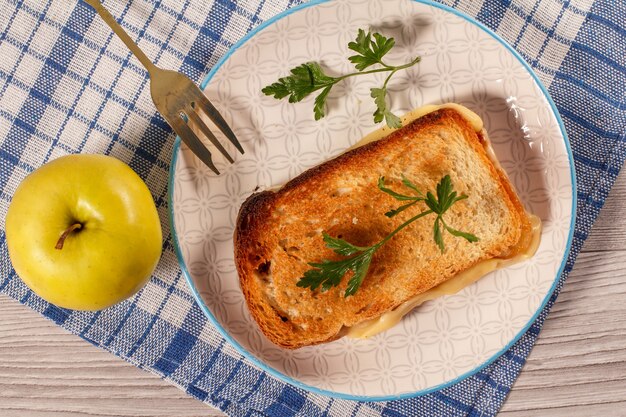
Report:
168,0,578,402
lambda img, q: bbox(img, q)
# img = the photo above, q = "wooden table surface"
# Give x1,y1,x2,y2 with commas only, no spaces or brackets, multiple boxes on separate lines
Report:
2,169,625,417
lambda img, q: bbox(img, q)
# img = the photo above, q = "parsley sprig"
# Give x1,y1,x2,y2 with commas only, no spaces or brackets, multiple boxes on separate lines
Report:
262,29,421,129
296,175,479,297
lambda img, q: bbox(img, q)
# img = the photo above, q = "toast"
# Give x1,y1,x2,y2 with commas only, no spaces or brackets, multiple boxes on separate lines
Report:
234,108,533,349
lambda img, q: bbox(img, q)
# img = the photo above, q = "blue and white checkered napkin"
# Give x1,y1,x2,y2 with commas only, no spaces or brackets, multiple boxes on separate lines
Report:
1,0,625,415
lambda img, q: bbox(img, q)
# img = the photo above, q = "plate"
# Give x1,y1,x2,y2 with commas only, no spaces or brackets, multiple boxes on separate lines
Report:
168,0,576,400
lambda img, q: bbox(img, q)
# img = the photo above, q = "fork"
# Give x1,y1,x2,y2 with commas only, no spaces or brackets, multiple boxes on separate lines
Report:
83,0,243,174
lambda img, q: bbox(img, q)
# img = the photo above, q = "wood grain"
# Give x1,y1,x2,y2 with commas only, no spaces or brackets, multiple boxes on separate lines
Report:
1,169,625,416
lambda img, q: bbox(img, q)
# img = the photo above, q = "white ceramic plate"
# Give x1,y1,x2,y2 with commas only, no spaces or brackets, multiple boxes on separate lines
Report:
169,0,576,401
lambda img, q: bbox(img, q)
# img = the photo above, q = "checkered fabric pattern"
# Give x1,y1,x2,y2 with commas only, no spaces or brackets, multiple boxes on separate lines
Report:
1,0,625,415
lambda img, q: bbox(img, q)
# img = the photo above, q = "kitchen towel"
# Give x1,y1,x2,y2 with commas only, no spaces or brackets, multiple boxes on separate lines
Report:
0,0,625,416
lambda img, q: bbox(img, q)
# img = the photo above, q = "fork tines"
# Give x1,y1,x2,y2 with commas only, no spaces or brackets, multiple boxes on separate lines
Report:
177,94,243,175
193,92,244,155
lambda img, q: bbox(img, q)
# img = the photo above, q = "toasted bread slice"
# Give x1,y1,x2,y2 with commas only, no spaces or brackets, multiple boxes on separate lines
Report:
235,108,532,349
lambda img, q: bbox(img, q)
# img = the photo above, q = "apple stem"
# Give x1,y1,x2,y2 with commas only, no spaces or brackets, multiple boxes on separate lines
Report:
55,223,83,250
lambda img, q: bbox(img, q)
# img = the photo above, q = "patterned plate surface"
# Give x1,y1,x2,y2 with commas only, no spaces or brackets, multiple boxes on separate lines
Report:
169,0,575,399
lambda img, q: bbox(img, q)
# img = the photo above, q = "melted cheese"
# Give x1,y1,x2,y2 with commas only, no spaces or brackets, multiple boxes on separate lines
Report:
343,103,542,339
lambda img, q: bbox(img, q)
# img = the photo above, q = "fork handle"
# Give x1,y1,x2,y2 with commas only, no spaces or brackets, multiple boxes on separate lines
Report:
83,0,157,76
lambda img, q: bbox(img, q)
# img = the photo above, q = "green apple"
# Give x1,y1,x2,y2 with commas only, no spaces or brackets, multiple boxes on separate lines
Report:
5,154,162,310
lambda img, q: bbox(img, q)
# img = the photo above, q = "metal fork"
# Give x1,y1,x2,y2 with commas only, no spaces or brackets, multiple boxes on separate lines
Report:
84,0,243,174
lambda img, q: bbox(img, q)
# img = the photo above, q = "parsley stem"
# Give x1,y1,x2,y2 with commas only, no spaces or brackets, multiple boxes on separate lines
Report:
333,56,421,83
374,209,434,249
382,70,395,90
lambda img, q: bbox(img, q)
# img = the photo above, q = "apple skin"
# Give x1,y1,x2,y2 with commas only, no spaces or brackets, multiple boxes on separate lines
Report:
5,154,162,310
